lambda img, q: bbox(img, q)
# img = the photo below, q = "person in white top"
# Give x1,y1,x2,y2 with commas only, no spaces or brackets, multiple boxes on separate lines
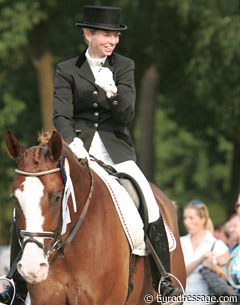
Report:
180,199,229,305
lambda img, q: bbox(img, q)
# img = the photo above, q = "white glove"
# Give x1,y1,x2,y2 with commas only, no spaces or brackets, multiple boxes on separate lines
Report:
95,67,117,98
69,138,89,160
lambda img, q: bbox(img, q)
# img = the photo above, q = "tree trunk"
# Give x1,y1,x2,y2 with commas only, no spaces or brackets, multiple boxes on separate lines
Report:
228,138,240,215
32,50,54,131
30,20,55,131
138,66,159,181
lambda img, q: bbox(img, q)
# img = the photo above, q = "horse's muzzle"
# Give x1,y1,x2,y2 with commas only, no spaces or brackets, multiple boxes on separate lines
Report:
17,242,49,284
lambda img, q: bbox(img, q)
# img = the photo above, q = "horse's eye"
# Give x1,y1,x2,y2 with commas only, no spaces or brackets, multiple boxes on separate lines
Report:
10,193,18,203
50,192,62,206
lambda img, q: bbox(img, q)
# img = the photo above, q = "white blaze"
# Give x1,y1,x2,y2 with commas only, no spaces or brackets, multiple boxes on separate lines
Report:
15,177,44,231
15,177,49,283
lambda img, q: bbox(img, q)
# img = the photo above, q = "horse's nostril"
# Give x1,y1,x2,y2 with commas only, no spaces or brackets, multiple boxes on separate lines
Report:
39,262,48,269
17,262,23,271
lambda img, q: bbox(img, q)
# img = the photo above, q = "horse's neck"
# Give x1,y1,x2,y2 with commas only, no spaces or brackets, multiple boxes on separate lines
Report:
62,149,90,185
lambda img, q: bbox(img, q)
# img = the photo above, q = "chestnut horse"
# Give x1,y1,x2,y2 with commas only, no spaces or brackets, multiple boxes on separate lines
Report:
6,131,186,305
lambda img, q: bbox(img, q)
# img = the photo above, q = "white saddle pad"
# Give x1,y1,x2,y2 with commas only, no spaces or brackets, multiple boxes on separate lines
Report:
90,160,176,255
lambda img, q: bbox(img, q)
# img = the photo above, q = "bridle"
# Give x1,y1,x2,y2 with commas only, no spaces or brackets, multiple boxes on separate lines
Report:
14,163,94,258
15,168,61,176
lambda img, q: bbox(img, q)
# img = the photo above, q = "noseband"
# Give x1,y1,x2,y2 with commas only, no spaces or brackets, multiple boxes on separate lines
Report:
20,230,55,253
15,164,94,258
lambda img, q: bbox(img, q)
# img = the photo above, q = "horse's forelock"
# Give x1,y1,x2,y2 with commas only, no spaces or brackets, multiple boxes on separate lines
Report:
38,131,69,147
33,146,42,164
38,131,53,145
37,131,76,162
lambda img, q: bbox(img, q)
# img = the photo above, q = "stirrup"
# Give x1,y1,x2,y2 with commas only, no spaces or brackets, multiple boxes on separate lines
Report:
0,277,16,305
157,273,185,305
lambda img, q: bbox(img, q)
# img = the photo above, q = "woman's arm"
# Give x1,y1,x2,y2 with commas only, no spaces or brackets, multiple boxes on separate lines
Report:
186,257,203,276
53,63,76,144
107,58,136,126
202,251,229,280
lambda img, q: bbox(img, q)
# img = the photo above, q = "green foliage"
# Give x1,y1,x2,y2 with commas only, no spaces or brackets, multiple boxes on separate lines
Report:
143,0,240,224
0,93,25,128
0,93,25,243
0,0,42,243
154,107,231,233
157,0,240,140
0,0,45,69
155,106,231,206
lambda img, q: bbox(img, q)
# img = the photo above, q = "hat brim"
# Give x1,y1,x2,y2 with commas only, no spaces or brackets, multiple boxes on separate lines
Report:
75,22,127,31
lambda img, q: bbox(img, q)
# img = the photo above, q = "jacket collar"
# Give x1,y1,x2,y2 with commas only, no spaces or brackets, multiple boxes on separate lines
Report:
75,53,95,86
76,50,115,69
75,51,115,86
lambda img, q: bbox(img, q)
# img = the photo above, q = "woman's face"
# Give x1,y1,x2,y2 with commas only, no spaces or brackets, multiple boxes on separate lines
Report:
85,29,120,58
183,207,206,235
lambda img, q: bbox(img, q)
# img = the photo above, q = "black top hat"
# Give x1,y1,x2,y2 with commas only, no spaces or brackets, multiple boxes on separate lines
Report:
75,5,127,31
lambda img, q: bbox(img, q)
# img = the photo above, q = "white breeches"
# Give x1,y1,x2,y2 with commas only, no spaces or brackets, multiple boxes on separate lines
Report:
89,132,160,223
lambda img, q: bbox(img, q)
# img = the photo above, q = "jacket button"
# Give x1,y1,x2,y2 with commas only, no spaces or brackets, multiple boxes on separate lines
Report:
94,123,98,128
93,91,98,95
93,103,98,108
94,112,99,116
112,100,118,106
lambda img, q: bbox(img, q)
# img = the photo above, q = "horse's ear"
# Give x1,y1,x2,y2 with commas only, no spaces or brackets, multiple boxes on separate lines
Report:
47,131,62,162
6,131,26,161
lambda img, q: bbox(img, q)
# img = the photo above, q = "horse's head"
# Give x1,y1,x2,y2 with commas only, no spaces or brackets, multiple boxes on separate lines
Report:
6,131,64,283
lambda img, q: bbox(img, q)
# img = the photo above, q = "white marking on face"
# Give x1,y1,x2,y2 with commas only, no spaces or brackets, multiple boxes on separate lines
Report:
15,177,45,232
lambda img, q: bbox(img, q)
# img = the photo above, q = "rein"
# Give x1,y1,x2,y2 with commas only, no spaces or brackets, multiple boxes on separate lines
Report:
15,161,94,257
53,164,94,252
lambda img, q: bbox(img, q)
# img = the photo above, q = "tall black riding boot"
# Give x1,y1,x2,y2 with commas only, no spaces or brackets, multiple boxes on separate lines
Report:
0,221,27,305
146,216,182,297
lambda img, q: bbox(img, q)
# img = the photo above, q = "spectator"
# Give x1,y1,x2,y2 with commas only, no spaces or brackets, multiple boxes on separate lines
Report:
181,199,229,305
225,214,240,252
214,221,229,244
235,194,240,216
222,215,240,300
0,245,10,292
